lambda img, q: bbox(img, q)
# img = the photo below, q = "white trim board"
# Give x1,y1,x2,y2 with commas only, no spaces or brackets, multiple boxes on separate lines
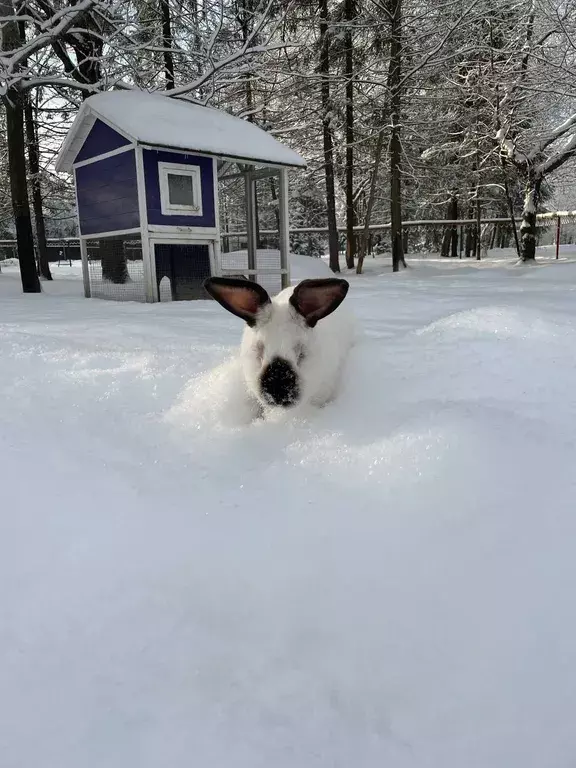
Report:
212,156,222,277
139,143,213,161
79,227,142,240
73,144,136,169
136,147,157,302
73,170,91,298
146,225,217,238
139,143,304,171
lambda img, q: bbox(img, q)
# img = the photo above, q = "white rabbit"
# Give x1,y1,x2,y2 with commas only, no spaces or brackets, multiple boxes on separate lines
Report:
203,276,354,416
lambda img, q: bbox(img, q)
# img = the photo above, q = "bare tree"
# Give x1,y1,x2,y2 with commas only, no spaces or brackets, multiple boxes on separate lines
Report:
496,0,576,261
24,95,51,279
1,0,40,292
160,0,175,90
388,0,405,272
319,0,340,272
344,0,356,269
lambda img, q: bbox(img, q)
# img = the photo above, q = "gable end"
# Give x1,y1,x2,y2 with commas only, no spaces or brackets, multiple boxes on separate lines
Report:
75,119,131,164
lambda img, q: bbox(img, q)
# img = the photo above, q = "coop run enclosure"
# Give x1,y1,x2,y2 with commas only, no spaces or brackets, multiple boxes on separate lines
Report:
55,90,306,302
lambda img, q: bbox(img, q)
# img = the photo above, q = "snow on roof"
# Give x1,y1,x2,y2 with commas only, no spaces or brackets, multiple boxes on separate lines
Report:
55,90,306,173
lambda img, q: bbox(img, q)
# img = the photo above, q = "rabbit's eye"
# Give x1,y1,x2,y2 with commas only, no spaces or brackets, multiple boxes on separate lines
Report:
295,344,307,365
255,341,265,362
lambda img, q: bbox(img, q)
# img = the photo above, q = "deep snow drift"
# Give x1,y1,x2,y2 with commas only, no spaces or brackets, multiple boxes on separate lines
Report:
2,250,576,767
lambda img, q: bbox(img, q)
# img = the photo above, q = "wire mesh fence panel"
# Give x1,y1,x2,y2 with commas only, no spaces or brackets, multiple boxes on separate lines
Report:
219,248,283,296
50,243,81,264
559,217,576,246
218,170,285,293
86,235,146,301
256,247,283,296
219,175,246,255
218,248,249,278
154,243,211,301
158,276,173,301
0,242,18,262
536,212,576,247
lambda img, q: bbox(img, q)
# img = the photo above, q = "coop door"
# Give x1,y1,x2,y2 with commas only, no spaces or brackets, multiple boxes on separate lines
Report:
154,243,212,301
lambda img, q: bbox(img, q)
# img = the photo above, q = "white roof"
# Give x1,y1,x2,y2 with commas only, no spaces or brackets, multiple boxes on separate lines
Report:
55,90,306,173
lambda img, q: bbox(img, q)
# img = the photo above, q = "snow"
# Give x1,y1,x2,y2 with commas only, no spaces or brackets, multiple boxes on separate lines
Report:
289,252,338,279
2,248,576,767
55,90,306,173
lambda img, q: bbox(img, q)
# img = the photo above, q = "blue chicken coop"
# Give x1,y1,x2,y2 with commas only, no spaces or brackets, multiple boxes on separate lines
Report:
55,90,306,301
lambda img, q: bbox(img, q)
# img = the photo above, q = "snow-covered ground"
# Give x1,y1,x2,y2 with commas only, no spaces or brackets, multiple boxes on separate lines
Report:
2,247,576,767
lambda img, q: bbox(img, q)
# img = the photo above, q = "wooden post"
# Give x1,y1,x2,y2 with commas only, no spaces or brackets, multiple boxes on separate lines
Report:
476,196,482,260
278,169,291,290
79,239,91,298
245,169,257,281
135,147,156,301
555,215,561,260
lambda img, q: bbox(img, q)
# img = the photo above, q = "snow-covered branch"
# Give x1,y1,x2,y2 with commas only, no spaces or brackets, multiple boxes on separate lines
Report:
538,128,576,176
529,112,576,162
0,0,97,86
156,41,298,100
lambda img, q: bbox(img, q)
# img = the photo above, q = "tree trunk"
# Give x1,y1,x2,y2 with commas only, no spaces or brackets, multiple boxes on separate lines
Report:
450,196,458,257
319,0,340,273
1,0,40,293
502,175,521,258
465,207,474,256
24,98,52,280
5,92,40,293
440,226,451,258
357,111,385,274
389,0,405,272
160,0,175,90
520,176,541,262
475,193,482,260
489,223,497,250
344,0,355,269
269,176,280,233
440,195,458,257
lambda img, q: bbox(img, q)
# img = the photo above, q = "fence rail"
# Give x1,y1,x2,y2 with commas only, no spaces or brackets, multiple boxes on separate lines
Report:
223,211,576,238
0,238,80,264
2,210,575,262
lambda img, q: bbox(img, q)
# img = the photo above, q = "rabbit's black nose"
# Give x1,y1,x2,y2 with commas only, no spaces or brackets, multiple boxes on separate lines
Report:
260,357,300,407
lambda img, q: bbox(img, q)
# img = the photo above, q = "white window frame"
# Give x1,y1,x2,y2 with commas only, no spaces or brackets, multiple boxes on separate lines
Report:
158,161,203,217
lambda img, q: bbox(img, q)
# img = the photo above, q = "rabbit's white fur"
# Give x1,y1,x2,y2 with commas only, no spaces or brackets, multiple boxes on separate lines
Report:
204,276,355,417
239,284,355,412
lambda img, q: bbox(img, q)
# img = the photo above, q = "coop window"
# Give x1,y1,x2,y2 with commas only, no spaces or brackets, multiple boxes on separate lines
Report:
158,162,203,216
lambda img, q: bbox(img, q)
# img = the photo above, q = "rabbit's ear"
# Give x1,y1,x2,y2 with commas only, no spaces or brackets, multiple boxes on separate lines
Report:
290,278,349,328
204,277,271,326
